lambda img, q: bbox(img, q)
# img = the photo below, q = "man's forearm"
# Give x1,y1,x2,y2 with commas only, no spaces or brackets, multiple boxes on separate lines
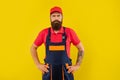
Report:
76,50,84,66
30,46,41,66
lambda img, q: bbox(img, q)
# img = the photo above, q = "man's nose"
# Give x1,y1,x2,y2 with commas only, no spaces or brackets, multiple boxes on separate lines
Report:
55,16,60,19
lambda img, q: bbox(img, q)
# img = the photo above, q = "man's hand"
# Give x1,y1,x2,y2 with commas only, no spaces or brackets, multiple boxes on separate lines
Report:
67,65,80,73
37,63,49,74
30,44,49,74
67,42,84,73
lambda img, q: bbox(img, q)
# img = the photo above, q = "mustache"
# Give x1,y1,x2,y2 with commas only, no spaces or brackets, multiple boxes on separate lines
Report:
52,20,61,23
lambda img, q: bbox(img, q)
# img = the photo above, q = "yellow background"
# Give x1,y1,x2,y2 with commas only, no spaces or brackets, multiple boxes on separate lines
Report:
0,0,120,80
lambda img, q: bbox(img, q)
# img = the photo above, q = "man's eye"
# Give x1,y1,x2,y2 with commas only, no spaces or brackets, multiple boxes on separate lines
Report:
52,15,56,17
57,15,60,17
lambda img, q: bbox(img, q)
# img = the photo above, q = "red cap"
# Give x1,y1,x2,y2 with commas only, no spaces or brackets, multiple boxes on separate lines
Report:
50,6,62,14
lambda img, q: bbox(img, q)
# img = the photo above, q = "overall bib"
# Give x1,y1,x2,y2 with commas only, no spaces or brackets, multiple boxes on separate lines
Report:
42,27,74,80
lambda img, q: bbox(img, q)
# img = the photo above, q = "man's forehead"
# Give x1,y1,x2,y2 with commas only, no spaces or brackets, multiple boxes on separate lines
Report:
51,12,62,15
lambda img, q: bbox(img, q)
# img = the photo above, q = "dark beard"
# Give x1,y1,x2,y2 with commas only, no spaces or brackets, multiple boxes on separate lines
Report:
51,20,62,30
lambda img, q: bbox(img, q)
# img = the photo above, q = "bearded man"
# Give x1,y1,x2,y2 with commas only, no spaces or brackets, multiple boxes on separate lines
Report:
30,6,84,80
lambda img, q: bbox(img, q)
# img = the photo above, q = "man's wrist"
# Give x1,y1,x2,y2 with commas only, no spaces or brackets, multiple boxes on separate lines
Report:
75,63,80,67
36,62,42,66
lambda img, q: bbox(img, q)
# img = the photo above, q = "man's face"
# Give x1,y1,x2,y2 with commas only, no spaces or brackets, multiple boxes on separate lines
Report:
50,12,63,30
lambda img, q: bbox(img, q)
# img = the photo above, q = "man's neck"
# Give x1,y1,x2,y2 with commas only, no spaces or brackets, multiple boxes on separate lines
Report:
54,30,59,33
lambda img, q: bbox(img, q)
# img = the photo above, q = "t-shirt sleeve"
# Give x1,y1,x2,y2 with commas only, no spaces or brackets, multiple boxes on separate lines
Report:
34,30,45,47
69,28,80,45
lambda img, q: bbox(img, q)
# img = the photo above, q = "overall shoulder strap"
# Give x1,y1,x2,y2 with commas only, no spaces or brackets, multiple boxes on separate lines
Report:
48,27,51,35
62,27,67,41
47,27,51,40
63,27,66,35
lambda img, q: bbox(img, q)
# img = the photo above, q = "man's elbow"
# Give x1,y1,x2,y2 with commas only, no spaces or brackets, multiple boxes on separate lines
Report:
81,47,84,53
77,43,84,53
30,44,37,53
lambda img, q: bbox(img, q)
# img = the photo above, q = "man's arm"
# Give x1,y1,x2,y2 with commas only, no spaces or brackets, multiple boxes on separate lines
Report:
67,42,84,73
76,42,84,66
30,44,49,73
30,44,40,65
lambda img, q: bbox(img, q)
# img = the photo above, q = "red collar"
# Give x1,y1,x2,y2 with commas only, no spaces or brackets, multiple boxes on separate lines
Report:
50,26,64,34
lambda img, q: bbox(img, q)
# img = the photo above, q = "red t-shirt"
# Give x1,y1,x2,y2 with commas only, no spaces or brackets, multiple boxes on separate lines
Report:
34,27,80,58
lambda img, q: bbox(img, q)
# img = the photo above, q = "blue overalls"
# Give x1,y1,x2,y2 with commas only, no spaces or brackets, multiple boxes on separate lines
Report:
42,27,74,80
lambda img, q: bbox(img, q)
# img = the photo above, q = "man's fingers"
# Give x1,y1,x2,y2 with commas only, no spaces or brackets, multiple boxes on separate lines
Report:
39,66,49,73
67,67,74,73
66,65,73,73
45,64,49,68
42,65,49,72
67,66,71,69
71,70,74,73
43,68,49,72
41,68,48,73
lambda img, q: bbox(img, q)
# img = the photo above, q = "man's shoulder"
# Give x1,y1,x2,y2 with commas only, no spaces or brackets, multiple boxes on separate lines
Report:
39,27,50,33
